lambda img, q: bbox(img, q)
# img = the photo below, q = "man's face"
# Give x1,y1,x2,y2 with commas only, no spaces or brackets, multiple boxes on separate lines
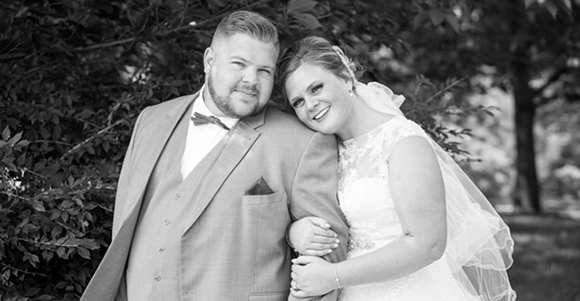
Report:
203,33,278,118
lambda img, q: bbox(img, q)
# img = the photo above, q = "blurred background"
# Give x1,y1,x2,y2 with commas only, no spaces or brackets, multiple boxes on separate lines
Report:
1,0,579,300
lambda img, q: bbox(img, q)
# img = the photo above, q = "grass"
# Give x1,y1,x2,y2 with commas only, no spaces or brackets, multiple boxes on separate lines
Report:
503,212,580,301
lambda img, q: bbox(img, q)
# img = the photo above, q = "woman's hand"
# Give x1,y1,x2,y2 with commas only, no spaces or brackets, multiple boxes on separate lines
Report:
288,217,339,256
290,256,337,298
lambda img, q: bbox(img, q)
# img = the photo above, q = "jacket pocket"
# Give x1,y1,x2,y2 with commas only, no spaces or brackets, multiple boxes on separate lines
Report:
241,191,285,205
248,291,288,301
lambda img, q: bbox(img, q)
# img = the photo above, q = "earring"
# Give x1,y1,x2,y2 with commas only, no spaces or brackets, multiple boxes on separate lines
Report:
349,90,353,96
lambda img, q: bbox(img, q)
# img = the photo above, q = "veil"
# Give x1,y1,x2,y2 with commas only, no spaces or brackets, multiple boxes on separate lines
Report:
355,81,517,301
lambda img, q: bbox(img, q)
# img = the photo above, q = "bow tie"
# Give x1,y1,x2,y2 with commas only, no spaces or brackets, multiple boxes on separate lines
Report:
191,112,230,131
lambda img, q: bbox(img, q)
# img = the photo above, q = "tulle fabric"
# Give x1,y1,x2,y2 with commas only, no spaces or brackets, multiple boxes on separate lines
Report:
354,81,516,301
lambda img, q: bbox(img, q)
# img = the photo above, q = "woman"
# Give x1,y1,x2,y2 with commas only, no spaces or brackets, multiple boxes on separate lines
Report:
278,36,516,301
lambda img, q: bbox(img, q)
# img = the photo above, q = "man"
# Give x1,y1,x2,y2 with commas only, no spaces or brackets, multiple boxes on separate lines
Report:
81,10,348,301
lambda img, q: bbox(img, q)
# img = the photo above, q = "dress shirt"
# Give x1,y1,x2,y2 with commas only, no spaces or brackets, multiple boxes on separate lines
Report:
181,86,239,179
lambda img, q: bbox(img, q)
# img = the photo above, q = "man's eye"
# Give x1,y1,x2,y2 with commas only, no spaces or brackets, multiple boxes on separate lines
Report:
232,61,245,67
291,98,305,108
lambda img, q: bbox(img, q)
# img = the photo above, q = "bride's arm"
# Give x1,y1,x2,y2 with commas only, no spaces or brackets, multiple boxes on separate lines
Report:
337,135,447,285
287,217,340,256
291,135,447,296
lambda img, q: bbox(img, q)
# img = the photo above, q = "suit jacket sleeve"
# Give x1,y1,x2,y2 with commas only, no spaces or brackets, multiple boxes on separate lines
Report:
112,109,147,238
288,132,349,301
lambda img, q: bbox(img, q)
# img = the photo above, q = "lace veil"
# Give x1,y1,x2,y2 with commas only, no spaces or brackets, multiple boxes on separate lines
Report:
355,81,517,301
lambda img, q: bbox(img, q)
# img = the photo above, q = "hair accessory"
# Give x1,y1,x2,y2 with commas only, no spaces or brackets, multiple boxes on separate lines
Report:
331,45,356,88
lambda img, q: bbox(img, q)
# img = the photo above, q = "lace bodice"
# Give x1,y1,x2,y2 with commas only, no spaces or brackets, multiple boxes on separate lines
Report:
338,115,427,255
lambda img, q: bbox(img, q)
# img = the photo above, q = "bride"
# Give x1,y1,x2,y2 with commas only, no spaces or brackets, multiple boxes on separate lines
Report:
278,36,516,301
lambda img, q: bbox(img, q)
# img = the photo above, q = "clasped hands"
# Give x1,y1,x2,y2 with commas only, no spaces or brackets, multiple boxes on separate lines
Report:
289,217,341,297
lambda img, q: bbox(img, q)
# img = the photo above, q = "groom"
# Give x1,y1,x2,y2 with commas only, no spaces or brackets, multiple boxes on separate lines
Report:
80,10,348,301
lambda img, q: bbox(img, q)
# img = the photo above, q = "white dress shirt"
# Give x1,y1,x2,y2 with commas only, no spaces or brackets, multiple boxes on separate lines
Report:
181,86,239,179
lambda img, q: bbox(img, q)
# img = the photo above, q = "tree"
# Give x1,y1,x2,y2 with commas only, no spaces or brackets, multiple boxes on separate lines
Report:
376,0,580,213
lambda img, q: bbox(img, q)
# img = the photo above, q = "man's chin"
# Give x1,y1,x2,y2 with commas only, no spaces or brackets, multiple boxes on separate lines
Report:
229,101,263,117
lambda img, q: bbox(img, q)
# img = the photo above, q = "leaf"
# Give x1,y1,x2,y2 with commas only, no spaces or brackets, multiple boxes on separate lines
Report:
29,199,46,212
545,2,558,18
77,246,91,259
413,12,429,30
560,0,572,9
1,127,9,141
1,269,10,283
445,14,461,33
23,253,40,268
290,12,322,30
429,10,446,26
524,0,537,8
15,140,30,148
51,225,63,238
287,0,318,13
7,132,23,147
56,246,67,259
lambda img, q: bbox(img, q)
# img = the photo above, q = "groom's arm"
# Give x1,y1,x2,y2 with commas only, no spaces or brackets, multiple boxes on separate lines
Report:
289,132,349,301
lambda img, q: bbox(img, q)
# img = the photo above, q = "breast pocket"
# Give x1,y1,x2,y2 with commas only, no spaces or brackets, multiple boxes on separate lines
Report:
242,191,286,205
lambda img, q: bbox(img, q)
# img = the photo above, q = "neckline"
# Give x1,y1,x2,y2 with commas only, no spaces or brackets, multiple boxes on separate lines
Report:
340,115,403,146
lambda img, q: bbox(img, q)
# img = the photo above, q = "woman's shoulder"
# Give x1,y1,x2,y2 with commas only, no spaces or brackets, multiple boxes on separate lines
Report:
376,116,430,155
379,115,427,139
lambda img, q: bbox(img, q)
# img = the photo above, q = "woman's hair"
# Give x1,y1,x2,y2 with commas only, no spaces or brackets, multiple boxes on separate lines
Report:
277,36,364,101
213,10,279,51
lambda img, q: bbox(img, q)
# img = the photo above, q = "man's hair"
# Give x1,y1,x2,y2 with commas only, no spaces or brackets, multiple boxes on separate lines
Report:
213,10,279,51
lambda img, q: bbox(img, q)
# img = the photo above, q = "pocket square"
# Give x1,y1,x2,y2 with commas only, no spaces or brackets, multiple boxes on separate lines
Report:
245,176,274,195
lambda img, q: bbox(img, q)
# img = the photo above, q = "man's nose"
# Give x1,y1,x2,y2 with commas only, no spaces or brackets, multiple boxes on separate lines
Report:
241,68,258,85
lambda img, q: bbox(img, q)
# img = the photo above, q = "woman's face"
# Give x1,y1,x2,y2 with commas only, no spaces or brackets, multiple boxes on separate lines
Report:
284,63,353,136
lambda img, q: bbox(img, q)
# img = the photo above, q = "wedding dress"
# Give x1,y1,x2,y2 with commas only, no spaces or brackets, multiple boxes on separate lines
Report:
336,82,516,301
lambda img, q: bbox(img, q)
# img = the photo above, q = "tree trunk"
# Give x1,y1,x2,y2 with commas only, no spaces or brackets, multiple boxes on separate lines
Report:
512,59,541,213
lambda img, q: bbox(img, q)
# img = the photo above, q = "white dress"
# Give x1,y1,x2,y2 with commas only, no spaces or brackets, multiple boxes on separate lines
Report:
337,115,480,301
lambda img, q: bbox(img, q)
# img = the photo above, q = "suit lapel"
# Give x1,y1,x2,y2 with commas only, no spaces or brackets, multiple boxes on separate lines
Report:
181,108,266,234
121,93,197,222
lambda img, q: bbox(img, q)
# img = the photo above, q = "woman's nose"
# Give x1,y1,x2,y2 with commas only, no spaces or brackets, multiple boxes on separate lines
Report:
305,97,319,110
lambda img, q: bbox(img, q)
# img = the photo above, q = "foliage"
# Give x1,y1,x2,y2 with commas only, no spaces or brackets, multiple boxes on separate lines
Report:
3,0,573,299
503,214,580,300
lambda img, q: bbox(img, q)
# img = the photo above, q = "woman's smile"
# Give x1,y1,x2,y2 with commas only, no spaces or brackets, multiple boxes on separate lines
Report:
313,106,330,121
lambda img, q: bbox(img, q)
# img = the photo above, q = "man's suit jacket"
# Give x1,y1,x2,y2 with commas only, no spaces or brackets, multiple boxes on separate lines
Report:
81,91,349,301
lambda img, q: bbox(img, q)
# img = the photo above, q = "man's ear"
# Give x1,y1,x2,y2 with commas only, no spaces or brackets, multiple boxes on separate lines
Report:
203,47,214,74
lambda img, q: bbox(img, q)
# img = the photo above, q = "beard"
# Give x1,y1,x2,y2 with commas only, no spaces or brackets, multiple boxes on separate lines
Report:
207,74,262,118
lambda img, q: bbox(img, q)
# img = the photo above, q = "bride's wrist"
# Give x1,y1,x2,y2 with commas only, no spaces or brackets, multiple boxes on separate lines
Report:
333,263,343,289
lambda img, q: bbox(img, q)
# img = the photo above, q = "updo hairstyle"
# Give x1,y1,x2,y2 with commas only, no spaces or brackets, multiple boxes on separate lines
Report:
277,36,364,103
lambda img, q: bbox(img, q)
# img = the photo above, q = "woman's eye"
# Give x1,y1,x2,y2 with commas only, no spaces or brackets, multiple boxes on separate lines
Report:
292,98,305,108
312,84,323,94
